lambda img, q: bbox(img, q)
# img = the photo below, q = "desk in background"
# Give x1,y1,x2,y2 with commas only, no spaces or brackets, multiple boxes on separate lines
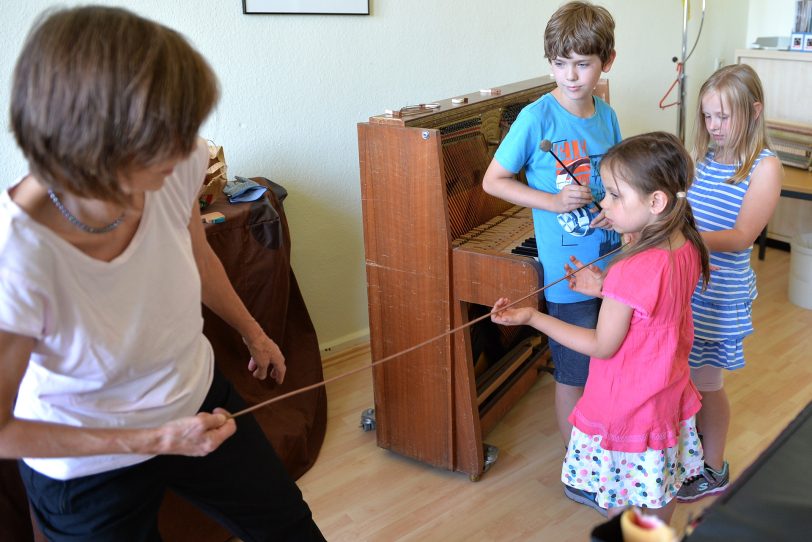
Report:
758,166,812,259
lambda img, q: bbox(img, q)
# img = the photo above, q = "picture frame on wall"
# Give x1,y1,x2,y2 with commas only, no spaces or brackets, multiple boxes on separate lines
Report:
243,0,369,15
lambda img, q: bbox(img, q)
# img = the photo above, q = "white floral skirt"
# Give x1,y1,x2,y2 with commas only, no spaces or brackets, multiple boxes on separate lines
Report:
561,417,704,510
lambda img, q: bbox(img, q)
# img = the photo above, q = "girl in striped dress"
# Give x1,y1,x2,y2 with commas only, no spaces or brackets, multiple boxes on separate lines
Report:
676,64,783,502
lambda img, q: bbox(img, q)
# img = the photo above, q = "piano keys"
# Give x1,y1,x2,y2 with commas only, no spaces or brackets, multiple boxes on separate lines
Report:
453,204,539,260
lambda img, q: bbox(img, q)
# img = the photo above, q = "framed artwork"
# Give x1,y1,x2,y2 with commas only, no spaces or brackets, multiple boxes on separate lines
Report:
243,0,369,15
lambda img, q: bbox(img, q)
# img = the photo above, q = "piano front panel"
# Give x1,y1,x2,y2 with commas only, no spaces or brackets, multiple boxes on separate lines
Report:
452,249,541,308
359,122,455,467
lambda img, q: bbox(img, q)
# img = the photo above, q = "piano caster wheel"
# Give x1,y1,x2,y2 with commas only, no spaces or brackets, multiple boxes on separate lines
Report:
469,444,499,481
359,407,376,432
481,442,499,476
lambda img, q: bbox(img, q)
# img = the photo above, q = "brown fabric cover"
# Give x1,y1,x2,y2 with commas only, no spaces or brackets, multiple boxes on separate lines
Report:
159,178,327,540
2,179,326,542
199,177,327,480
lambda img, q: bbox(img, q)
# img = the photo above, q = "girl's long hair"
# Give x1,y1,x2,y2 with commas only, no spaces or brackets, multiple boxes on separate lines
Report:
601,132,710,287
692,64,770,184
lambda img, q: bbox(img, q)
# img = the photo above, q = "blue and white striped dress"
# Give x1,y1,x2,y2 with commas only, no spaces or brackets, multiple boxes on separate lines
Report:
686,149,774,370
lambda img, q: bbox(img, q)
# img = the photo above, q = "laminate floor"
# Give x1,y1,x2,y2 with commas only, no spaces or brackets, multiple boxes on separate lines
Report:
297,248,812,541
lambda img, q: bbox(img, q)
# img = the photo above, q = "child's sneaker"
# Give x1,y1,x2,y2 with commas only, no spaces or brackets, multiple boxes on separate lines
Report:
564,485,608,517
676,461,729,502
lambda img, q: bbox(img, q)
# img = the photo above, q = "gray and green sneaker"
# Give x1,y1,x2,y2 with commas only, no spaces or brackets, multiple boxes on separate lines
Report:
676,461,729,502
563,485,608,517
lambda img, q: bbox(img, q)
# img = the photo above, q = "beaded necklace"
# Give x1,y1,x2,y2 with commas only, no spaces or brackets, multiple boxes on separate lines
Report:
47,189,125,234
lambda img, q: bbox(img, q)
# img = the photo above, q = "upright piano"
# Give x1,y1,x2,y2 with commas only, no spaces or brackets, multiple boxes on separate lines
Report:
358,77,609,480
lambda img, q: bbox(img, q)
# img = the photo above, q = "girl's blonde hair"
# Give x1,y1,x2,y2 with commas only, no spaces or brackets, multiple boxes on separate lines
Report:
692,64,770,184
601,132,710,287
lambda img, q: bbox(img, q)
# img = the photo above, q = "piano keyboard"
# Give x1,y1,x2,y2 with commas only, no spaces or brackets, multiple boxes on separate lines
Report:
453,205,538,261
510,237,537,259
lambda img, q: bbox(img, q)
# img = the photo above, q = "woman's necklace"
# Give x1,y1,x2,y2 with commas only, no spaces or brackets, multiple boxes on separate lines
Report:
47,189,125,234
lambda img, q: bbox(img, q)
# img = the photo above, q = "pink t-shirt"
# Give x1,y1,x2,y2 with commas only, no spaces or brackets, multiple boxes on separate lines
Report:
568,241,703,452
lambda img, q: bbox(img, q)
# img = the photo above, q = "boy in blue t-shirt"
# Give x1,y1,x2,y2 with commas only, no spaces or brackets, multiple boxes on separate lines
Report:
482,1,621,510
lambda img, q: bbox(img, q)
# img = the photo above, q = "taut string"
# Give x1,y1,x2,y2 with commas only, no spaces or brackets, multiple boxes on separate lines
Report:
229,243,625,419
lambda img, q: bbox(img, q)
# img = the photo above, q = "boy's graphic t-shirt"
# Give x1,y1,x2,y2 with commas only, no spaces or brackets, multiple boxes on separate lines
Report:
495,92,621,303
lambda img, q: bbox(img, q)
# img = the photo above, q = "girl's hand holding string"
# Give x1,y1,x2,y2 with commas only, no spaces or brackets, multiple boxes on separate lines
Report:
490,297,535,326
564,255,604,298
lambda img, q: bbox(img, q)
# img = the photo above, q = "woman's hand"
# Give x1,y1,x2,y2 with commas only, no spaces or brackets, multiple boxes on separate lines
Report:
158,408,236,456
564,255,604,298
243,333,286,384
491,297,534,326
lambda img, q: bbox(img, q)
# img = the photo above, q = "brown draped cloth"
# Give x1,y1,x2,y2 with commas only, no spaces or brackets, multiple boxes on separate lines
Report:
1,178,326,542
159,178,327,541
200,177,326,480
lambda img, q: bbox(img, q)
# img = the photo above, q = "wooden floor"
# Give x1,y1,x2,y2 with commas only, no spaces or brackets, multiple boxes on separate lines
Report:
297,247,812,541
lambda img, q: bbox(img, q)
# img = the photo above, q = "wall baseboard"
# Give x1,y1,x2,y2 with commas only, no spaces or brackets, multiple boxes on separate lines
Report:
320,329,370,366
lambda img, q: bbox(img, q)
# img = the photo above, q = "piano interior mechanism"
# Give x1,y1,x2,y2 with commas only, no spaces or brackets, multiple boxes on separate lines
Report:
358,77,608,480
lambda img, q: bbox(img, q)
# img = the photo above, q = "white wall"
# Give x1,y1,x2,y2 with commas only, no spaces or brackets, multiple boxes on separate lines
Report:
0,1,791,352
747,0,798,45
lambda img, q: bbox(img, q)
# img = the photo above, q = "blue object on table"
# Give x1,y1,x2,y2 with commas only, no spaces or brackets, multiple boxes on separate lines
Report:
224,176,268,203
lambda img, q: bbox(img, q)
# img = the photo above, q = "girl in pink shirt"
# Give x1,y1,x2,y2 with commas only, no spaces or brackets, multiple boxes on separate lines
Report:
492,131,710,523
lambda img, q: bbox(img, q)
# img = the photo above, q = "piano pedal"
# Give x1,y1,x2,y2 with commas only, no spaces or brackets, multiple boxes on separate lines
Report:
359,407,376,432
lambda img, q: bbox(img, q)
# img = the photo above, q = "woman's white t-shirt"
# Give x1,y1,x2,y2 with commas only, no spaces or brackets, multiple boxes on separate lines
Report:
0,139,214,480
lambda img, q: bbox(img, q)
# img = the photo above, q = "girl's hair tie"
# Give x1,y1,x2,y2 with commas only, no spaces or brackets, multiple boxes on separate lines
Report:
676,191,687,199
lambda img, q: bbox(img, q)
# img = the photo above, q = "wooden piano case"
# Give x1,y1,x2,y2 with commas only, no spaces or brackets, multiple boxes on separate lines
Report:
358,77,573,480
